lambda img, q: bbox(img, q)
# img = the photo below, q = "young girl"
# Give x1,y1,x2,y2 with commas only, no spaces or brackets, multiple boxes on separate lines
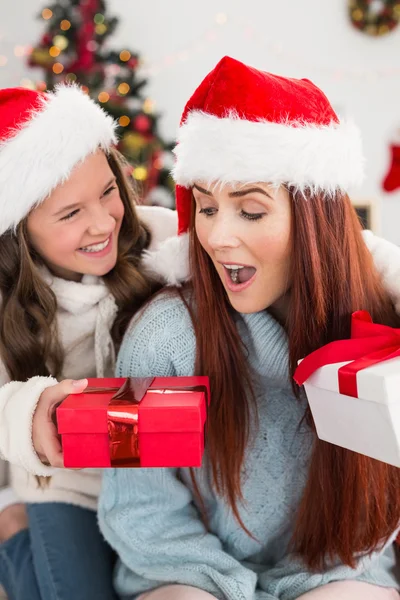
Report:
99,57,400,600
0,84,177,600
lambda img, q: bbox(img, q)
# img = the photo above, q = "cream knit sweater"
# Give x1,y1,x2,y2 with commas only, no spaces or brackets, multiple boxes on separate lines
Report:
0,205,177,510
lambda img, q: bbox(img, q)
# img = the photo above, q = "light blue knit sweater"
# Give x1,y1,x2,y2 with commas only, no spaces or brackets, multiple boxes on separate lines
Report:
98,292,399,600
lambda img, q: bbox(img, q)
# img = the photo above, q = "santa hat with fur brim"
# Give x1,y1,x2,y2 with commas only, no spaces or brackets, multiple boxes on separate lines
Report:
0,84,117,236
142,55,365,284
172,55,365,235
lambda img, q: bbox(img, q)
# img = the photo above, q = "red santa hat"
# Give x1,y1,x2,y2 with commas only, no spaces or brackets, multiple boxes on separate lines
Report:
173,56,364,234
0,84,117,236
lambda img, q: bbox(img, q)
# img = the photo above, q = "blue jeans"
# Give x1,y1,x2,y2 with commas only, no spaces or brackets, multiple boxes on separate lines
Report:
0,502,118,600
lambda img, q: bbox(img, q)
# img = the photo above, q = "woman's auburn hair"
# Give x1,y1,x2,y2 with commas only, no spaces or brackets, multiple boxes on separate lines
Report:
0,148,160,382
185,187,400,570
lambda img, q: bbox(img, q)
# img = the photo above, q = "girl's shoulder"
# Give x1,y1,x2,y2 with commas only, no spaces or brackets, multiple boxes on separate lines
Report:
136,205,177,250
116,290,196,378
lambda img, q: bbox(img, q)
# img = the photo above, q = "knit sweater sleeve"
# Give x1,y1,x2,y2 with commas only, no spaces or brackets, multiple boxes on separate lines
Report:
98,293,258,600
256,532,399,600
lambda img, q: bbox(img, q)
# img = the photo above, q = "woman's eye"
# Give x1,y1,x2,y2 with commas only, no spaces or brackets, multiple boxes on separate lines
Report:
199,207,216,217
60,209,80,221
103,185,117,197
240,210,265,221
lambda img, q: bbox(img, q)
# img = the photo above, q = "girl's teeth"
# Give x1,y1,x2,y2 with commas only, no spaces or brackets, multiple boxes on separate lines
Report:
80,238,110,253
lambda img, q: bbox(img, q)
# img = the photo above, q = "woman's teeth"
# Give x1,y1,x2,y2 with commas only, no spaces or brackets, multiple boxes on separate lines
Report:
223,264,257,285
80,237,110,253
224,264,244,284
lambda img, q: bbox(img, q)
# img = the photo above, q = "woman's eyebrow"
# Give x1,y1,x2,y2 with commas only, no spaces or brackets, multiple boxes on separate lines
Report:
229,187,272,199
192,184,213,196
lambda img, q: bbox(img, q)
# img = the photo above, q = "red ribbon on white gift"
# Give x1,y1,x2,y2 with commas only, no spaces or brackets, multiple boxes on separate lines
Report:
293,310,400,397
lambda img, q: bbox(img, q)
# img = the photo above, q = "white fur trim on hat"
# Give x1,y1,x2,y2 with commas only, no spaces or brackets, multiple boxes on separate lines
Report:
0,84,117,235
173,111,365,195
141,233,190,286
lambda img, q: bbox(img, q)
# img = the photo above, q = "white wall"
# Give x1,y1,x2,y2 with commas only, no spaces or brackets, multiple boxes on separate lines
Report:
1,0,400,241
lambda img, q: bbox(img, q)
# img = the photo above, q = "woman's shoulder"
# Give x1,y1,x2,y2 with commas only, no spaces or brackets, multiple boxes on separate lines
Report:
136,205,177,249
117,290,196,378
126,290,193,338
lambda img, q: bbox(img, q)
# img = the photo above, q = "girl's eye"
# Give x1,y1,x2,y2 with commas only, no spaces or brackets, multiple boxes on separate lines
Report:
60,209,80,221
103,185,117,197
199,207,216,217
240,210,265,221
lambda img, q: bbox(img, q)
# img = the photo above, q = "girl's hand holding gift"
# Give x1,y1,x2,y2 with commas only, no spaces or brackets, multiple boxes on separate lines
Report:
32,378,88,468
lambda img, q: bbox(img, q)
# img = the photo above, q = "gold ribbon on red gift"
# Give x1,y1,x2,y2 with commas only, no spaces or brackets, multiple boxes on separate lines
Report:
293,310,400,397
85,378,209,467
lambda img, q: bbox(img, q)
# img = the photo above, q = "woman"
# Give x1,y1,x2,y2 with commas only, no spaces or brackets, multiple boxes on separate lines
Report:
99,56,400,599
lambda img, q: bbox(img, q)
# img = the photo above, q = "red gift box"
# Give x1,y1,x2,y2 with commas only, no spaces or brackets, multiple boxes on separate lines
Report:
57,376,209,468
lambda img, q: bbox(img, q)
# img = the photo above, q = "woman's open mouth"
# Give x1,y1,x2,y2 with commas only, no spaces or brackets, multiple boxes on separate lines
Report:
221,263,257,292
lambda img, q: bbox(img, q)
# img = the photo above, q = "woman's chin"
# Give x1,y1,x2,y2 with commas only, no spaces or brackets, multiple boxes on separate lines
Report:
226,292,268,314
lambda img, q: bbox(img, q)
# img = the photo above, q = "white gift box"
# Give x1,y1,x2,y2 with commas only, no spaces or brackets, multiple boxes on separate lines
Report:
303,356,400,467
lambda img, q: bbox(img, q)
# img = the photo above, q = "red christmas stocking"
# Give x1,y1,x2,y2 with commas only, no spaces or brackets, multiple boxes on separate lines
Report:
382,144,400,192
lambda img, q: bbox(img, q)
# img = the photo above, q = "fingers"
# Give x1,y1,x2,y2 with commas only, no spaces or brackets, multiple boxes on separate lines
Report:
69,378,88,392
34,379,88,469
45,379,88,467
48,378,88,405
44,379,88,420
38,420,64,468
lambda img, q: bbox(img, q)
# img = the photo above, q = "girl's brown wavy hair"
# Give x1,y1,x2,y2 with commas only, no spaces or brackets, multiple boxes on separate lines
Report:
187,187,400,570
0,148,160,382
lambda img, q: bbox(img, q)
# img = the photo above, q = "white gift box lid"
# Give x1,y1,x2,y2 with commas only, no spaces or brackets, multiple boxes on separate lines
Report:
305,356,400,405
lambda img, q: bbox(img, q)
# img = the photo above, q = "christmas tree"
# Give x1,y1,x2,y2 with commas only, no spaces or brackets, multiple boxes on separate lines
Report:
28,0,175,208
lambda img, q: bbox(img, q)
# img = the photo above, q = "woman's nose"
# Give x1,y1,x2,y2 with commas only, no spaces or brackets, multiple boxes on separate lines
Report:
207,215,241,250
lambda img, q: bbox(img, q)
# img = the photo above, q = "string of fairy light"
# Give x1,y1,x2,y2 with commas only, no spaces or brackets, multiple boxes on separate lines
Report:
1,8,400,86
